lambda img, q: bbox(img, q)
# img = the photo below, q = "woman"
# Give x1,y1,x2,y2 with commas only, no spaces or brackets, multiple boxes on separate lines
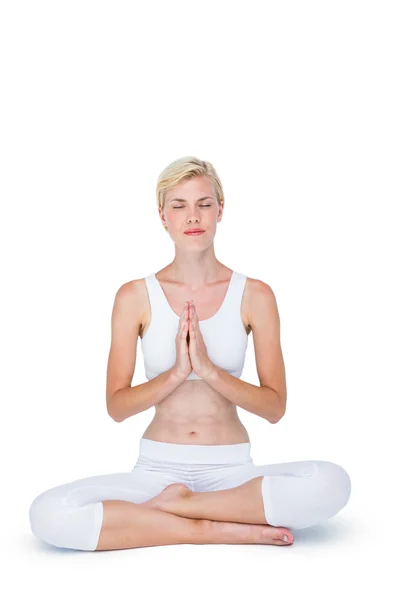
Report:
29,156,351,552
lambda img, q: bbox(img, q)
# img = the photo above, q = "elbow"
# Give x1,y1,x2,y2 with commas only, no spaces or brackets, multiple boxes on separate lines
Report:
271,395,286,424
107,392,124,423
108,407,125,423
107,406,120,423
271,411,285,424
109,411,124,423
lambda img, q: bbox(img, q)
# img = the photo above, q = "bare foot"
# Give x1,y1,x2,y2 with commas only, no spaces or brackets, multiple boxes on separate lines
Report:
144,483,191,511
144,484,294,545
206,520,294,546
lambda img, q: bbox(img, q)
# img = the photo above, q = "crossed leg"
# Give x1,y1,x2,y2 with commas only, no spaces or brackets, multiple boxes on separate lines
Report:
143,459,351,543
145,477,268,525
143,478,293,545
29,469,294,550
31,460,350,550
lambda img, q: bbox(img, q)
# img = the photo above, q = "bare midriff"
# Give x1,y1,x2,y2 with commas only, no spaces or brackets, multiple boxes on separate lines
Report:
141,378,251,445
139,270,252,445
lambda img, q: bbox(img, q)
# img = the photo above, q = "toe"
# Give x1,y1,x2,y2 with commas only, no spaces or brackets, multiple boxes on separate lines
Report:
281,531,293,544
272,528,293,544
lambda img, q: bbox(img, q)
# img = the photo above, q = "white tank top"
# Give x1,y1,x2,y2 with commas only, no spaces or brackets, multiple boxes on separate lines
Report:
140,270,249,380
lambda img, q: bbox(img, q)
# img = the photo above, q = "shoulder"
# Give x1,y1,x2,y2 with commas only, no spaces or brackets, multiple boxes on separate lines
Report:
115,277,147,301
112,277,149,326
247,277,276,301
244,276,279,329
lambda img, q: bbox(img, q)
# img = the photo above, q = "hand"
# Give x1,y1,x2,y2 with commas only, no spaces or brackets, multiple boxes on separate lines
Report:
173,302,192,380
188,301,215,379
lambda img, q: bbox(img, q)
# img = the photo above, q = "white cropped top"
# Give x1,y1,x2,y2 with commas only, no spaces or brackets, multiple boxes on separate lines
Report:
140,270,249,380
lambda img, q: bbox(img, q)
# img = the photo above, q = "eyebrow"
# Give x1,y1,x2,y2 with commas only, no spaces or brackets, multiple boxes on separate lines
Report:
168,196,214,203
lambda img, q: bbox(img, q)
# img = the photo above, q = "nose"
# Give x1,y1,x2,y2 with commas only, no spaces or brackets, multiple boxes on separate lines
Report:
187,210,200,223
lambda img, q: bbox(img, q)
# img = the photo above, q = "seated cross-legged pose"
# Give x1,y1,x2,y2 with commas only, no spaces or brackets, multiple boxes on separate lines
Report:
29,156,351,552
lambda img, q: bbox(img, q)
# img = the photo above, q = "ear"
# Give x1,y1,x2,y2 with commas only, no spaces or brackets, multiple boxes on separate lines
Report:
159,206,167,228
217,201,224,222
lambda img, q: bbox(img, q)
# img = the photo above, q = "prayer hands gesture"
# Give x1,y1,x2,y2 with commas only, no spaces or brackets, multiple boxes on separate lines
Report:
174,301,215,381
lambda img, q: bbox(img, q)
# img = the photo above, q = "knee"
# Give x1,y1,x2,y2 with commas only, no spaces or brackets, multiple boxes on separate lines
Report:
29,490,103,552
314,460,352,511
29,491,65,548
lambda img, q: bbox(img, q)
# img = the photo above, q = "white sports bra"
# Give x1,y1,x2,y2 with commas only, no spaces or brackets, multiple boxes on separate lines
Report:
140,270,249,380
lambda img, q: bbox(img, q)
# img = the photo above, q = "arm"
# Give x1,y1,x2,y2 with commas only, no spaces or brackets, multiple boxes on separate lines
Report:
203,367,283,423
110,368,185,423
203,279,287,424
106,280,186,423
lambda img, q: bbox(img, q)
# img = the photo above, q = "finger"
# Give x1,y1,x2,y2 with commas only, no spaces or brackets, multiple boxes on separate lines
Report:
179,306,185,322
189,301,195,321
191,303,197,328
181,305,188,331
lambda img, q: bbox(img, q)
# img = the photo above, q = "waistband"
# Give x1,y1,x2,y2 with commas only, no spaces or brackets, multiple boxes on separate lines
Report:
138,437,253,464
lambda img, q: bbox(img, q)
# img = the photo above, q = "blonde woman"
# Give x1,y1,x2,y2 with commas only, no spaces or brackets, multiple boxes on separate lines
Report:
29,156,351,551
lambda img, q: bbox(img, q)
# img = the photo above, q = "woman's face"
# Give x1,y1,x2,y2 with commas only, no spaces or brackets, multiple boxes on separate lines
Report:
160,176,223,246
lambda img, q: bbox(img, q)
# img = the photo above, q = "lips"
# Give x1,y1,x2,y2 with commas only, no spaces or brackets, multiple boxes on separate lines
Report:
184,229,205,233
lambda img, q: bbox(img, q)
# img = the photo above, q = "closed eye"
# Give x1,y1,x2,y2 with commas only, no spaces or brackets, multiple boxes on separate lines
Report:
173,205,211,209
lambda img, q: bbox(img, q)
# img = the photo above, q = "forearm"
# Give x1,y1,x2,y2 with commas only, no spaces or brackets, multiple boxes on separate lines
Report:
203,364,284,423
108,368,185,423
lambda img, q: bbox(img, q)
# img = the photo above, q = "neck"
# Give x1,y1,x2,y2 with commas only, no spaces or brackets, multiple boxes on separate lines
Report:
167,250,224,287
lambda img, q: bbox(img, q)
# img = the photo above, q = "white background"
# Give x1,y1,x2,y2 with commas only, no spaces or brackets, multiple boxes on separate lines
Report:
1,0,398,597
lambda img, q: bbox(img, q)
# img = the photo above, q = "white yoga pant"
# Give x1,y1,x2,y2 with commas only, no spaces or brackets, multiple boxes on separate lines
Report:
29,438,351,551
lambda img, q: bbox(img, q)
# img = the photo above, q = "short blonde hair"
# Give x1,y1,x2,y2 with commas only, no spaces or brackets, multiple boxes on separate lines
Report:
156,156,224,211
